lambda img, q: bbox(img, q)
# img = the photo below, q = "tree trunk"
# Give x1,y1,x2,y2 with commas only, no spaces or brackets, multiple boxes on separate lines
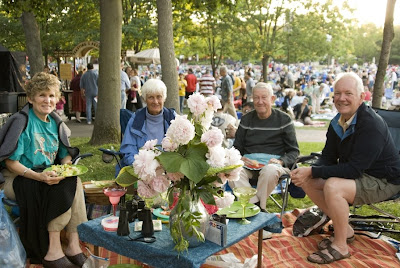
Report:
157,0,179,111
21,11,44,77
90,0,122,145
372,0,396,108
262,54,269,82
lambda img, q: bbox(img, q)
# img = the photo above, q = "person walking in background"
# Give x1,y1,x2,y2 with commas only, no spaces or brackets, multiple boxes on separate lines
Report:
245,71,255,102
70,65,86,123
220,66,238,120
185,68,197,99
80,63,98,125
129,68,143,112
120,63,131,109
178,72,187,114
199,68,216,97
55,94,66,117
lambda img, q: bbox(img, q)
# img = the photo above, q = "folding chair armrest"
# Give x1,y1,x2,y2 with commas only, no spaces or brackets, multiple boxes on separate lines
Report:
72,153,93,164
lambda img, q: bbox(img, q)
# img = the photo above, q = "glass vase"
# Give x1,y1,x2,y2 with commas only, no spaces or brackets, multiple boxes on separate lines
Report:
169,191,210,248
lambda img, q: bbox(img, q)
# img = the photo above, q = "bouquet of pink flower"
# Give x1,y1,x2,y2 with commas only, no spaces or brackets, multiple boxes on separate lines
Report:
116,93,243,252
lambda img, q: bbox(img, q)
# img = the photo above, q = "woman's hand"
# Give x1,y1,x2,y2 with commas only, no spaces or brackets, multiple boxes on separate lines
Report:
39,171,65,185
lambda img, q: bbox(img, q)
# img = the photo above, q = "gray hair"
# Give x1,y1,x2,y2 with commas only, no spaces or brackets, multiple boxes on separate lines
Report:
141,79,167,101
333,72,364,95
253,82,274,96
219,66,228,73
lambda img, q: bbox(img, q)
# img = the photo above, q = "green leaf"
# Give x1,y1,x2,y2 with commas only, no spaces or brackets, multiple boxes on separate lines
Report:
180,143,209,183
206,164,242,176
157,152,185,173
199,190,216,205
115,166,138,187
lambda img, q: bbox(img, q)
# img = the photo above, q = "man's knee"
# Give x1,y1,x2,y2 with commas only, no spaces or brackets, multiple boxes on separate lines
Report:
323,177,355,199
259,164,282,182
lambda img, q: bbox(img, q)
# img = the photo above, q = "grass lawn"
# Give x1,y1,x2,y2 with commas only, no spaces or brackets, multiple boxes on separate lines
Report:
71,137,400,240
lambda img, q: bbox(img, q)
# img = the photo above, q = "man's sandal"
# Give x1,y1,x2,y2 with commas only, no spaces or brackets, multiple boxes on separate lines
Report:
317,235,355,250
307,245,351,264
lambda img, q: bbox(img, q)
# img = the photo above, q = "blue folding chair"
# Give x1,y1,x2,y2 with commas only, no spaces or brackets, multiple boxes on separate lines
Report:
348,108,400,235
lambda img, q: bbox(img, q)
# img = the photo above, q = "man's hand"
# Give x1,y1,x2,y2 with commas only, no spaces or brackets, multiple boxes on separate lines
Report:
268,158,283,166
290,167,312,187
226,124,236,138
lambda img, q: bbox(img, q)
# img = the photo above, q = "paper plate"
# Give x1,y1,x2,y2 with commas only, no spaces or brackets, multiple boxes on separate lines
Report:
244,163,265,171
216,201,260,219
153,208,170,221
243,153,280,171
44,164,88,177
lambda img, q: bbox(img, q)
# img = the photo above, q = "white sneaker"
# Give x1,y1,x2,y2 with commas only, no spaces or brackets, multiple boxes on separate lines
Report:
87,122,92,125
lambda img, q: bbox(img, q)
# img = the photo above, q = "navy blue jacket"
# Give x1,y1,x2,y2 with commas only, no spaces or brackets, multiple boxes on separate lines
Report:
312,103,400,184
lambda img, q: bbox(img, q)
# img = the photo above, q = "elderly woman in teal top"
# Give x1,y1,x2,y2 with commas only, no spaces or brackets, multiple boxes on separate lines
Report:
0,72,87,268
118,79,176,175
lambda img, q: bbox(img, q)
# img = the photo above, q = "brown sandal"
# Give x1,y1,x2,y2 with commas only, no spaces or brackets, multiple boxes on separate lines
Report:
308,245,351,264
66,253,88,267
42,256,79,268
317,235,355,250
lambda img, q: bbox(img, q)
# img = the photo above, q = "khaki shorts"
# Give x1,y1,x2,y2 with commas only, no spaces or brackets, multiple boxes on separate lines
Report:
353,173,400,206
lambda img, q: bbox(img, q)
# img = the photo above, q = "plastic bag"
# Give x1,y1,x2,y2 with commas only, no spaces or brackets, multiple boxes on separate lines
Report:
0,197,26,268
82,247,109,268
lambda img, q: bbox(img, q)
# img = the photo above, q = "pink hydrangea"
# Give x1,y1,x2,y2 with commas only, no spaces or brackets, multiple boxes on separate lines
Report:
206,95,222,111
161,136,178,152
224,147,243,166
166,115,195,145
167,172,184,182
215,191,235,208
151,175,170,193
206,146,226,167
133,149,160,181
142,139,158,150
187,93,208,117
137,180,158,198
201,127,224,148
199,109,214,130
218,167,242,182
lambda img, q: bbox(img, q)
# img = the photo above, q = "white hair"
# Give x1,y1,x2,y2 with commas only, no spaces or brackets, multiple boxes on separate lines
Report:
333,72,364,95
253,82,274,96
141,79,167,101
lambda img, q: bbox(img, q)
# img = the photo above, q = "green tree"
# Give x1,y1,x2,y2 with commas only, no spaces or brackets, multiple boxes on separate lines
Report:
1,0,72,75
283,0,352,65
352,23,381,64
121,0,158,54
389,25,400,64
0,9,25,51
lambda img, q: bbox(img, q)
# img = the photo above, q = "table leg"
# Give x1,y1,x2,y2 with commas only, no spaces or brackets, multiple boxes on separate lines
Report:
258,229,263,268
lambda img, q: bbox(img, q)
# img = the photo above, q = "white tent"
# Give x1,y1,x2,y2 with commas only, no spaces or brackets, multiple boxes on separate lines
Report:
130,48,179,66
130,48,160,64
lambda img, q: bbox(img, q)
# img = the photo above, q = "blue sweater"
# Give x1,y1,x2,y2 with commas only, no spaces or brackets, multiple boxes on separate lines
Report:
312,103,400,184
117,107,175,175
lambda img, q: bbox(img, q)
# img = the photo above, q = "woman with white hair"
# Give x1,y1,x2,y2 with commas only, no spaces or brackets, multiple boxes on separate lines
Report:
117,79,176,174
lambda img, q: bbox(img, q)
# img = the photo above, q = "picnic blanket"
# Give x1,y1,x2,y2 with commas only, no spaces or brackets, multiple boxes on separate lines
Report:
29,209,400,267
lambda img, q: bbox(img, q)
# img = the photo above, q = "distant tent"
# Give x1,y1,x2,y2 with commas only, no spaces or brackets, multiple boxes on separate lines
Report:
0,44,26,92
130,48,161,65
